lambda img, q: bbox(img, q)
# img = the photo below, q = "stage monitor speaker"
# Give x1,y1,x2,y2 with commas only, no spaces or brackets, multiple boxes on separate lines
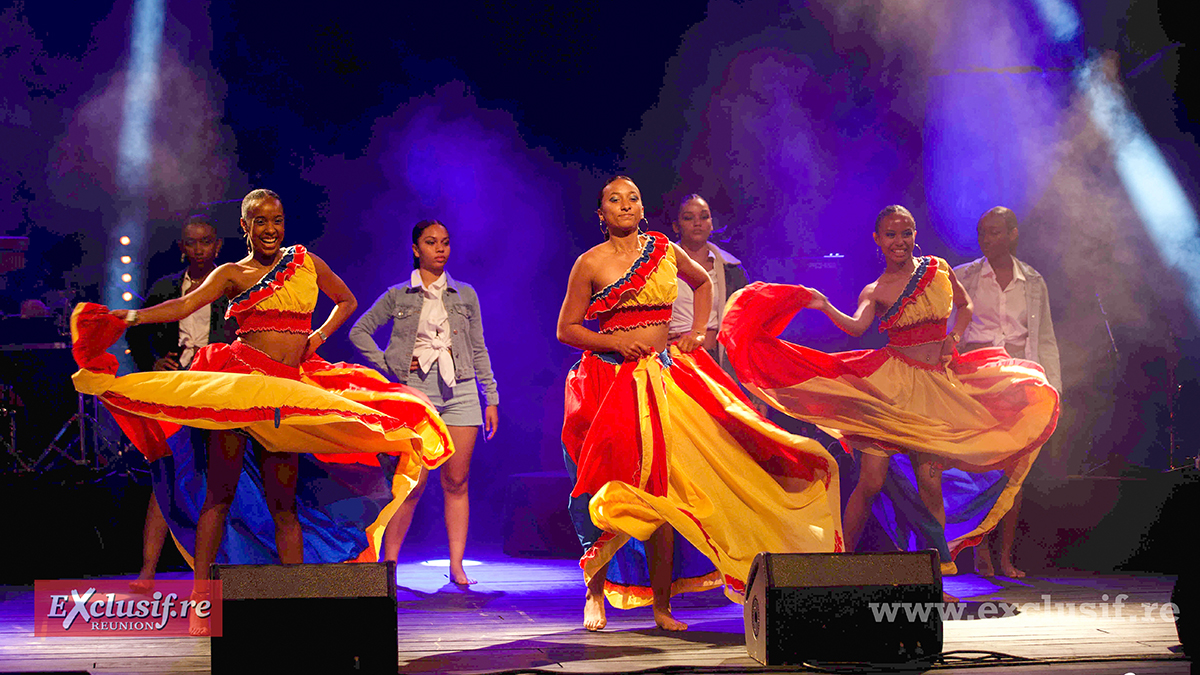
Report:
502,471,579,557
1175,568,1193,656
211,562,397,675
744,550,942,665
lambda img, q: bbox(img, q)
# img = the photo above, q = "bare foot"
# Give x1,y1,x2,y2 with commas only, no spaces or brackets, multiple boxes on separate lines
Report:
974,540,995,577
129,577,155,594
584,592,607,631
975,556,995,577
653,604,688,631
999,561,1026,578
448,568,477,586
942,591,959,603
188,591,211,637
188,614,210,636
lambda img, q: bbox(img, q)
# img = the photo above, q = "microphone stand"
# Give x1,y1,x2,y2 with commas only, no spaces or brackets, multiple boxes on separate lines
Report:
1081,293,1122,476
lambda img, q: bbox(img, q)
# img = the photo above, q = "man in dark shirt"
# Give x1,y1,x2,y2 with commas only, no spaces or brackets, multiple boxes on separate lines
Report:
125,215,234,591
127,216,234,371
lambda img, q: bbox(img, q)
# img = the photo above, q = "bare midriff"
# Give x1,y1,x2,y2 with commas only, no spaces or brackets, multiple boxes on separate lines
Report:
609,324,670,356
889,341,945,366
239,331,310,368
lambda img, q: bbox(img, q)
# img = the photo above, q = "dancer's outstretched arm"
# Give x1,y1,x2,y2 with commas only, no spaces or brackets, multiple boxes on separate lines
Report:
807,283,877,337
112,265,237,325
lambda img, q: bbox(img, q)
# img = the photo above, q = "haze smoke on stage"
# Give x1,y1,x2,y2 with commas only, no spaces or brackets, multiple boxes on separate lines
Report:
622,0,1199,472
304,82,594,472
50,49,240,212
1079,59,1200,322
624,0,948,333
42,3,242,316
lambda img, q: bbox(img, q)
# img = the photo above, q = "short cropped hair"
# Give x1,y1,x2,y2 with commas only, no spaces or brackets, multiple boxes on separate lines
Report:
241,189,282,220
981,206,1019,231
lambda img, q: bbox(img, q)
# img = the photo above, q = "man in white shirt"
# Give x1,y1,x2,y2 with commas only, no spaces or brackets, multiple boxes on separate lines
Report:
955,206,1062,578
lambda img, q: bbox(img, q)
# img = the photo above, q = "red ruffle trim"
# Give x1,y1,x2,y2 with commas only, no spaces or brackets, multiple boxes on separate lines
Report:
597,305,672,333
878,256,939,332
887,319,949,347
192,343,451,466
585,232,669,319
579,531,618,569
102,390,404,435
236,309,313,335
227,245,307,318
724,575,745,595
597,573,725,602
71,303,127,374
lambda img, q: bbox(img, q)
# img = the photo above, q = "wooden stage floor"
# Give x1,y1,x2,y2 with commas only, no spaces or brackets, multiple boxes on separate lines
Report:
0,550,1189,674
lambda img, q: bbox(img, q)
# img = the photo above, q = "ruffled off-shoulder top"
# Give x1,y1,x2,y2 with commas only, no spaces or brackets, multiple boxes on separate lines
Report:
227,245,318,336
877,256,954,347
585,232,677,334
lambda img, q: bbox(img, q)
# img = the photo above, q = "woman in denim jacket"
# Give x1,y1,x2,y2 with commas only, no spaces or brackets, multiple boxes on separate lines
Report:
350,219,499,585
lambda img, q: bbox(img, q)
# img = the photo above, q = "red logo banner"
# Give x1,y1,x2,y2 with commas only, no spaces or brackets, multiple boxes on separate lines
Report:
34,580,223,637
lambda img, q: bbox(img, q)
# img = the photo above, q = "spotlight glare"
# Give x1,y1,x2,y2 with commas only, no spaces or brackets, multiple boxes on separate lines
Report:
1032,0,1081,43
122,292,133,302
121,273,132,282
1080,58,1200,320
121,256,132,264
120,236,131,246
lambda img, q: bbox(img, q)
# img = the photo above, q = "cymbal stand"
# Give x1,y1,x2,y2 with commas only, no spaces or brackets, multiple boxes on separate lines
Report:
0,385,24,471
25,394,128,474
22,393,93,471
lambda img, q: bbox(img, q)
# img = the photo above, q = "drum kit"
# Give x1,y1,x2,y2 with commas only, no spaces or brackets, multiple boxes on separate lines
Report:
0,236,141,478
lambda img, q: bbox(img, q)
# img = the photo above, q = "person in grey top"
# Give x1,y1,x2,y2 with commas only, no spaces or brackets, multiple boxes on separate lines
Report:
349,219,498,585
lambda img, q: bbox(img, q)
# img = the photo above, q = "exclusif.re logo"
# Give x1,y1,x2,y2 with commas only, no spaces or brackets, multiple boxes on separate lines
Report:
34,580,223,637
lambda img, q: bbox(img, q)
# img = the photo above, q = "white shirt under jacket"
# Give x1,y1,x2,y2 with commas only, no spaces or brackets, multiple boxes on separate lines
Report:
177,271,212,368
410,269,455,387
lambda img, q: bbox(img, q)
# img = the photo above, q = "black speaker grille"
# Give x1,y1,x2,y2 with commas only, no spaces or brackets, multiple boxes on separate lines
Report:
213,563,394,600
767,551,937,587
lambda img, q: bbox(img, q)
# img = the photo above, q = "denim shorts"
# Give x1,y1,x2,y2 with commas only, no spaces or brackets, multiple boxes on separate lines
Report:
407,366,483,427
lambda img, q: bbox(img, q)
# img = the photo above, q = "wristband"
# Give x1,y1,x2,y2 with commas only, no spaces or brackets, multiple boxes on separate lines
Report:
124,309,138,325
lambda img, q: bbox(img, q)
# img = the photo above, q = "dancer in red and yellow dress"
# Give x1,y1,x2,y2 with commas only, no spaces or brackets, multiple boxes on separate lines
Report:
70,190,451,622
721,205,1059,575
558,176,842,631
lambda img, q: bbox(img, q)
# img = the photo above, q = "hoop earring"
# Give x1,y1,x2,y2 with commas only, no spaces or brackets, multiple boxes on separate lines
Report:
180,252,187,264
639,217,647,235
914,242,924,257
